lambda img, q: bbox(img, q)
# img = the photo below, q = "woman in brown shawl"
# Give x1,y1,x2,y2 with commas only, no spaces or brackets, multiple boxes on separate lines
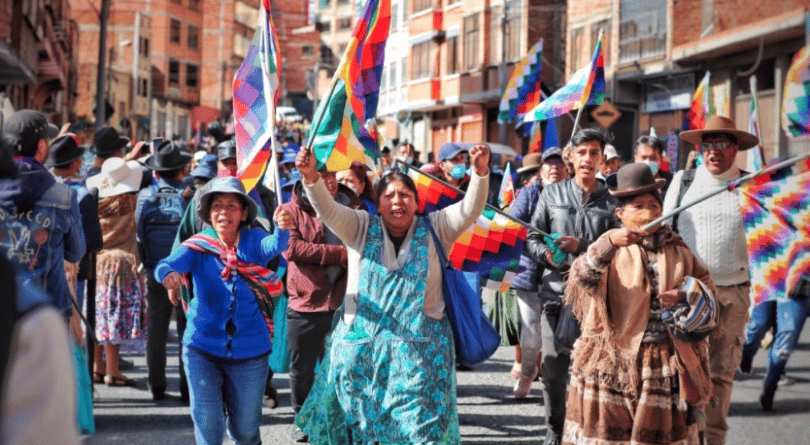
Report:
563,163,718,445
86,158,147,386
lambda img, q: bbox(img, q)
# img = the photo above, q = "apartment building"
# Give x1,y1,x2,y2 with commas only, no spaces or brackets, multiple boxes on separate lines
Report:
583,0,810,165
405,0,565,160
71,0,318,141
1,0,75,124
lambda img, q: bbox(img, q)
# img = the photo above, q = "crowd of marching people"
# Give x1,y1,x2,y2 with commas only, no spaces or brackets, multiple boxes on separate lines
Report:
1,107,808,445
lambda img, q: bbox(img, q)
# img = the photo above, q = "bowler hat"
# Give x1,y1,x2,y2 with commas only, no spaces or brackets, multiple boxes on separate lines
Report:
607,162,666,198
217,140,237,161
144,140,192,171
517,153,543,174
197,176,258,225
48,133,86,168
679,115,759,150
92,127,130,156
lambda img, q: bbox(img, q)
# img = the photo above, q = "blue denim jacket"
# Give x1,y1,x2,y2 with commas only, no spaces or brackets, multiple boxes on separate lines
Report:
0,159,85,314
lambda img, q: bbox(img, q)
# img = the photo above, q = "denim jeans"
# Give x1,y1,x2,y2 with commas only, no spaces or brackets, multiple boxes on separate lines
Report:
183,346,269,445
742,298,810,389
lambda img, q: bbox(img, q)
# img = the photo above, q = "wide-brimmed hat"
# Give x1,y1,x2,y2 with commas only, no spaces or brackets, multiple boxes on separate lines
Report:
86,157,145,198
144,140,192,171
47,133,86,168
517,153,543,174
607,162,666,198
190,154,218,179
217,140,237,161
197,176,258,225
92,127,130,156
679,115,759,150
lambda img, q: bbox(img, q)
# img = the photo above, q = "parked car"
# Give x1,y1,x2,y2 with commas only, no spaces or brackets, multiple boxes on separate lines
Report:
276,106,303,123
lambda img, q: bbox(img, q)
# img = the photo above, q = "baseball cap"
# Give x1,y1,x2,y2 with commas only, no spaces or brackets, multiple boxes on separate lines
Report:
2,109,59,155
541,147,563,163
437,142,472,162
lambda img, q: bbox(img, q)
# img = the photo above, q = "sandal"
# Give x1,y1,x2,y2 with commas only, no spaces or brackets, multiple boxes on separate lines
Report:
93,372,105,384
104,374,137,387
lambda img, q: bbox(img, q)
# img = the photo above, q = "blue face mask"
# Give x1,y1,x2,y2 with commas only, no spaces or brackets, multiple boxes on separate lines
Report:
450,163,466,180
640,160,659,176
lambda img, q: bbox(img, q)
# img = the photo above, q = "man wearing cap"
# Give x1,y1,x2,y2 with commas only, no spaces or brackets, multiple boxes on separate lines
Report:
49,134,104,310
136,141,192,400
524,129,621,445
635,135,673,197
598,143,623,179
435,142,502,206
0,109,86,315
508,148,568,398
662,115,759,445
189,154,218,189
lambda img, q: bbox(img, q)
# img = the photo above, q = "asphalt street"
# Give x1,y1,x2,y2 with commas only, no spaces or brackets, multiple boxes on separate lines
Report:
84,323,810,444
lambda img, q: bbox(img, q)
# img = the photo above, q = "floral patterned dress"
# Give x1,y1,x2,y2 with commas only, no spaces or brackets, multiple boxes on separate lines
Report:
95,193,147,347
296,216,459,444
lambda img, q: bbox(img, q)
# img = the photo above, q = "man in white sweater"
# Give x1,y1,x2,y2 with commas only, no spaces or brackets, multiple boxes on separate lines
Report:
663,115,759,445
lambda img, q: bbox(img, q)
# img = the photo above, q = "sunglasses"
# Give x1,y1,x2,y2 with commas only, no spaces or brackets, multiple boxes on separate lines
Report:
699,141,736,151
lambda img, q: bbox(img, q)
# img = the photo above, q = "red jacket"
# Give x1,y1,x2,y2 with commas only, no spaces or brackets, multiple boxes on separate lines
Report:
281,181,363,312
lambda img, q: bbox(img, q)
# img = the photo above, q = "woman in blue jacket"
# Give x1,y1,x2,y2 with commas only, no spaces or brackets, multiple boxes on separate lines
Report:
157,177,292,445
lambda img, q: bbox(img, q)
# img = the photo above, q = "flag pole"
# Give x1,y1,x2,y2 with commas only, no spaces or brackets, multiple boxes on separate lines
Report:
394,159,552,237
641,151,810,232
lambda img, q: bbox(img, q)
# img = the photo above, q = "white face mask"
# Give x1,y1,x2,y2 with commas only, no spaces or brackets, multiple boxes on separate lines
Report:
640,160,659,176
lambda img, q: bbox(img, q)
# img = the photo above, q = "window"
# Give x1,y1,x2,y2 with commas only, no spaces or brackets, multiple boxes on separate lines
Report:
504,7,520,62
413,0,432,14
412,41,431,80
234,2,259,28
140,78,148,97
338,0,350,4
141,37,150,57
591,20,611,68
391,3,400,31
186,63,199,88
701,0,713,35
170,19,181,44
302,45,314,59
463,15,479,71
189,0,201,10
619,0,666,63
569,27,585,76
188,25,199,50
338,17,352,30
319,21,331,32
447,36,458,74
169,59,180,85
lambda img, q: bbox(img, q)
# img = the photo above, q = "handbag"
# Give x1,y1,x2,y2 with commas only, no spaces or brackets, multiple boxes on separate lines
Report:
553,300,581,355
424,217,501,367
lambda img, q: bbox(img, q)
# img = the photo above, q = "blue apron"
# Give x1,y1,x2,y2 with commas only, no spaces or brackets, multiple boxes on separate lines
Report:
296,216,459,444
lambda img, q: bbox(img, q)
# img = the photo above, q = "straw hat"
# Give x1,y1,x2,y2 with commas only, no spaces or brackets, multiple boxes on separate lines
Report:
679,115,759,150
86,157,145,198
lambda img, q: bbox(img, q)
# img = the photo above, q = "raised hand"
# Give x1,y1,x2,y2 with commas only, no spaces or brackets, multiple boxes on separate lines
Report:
295,149,319,184
469,144,491,176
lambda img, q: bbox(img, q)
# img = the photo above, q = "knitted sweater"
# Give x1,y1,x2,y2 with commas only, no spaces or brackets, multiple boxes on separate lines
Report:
663,166,749,286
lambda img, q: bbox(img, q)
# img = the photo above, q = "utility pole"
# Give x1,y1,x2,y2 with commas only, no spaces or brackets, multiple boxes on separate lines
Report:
95,0,111,131
132,11,141,133
498,3,507,145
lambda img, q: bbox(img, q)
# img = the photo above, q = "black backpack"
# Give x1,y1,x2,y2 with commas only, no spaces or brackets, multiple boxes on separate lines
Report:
139,184,187,268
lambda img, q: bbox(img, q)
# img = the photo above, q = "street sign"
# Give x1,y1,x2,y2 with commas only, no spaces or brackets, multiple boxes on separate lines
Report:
591,101,621,129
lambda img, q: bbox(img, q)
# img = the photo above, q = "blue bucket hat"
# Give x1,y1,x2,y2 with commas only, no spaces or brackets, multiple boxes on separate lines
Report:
190,154,218,179
281,144,300,164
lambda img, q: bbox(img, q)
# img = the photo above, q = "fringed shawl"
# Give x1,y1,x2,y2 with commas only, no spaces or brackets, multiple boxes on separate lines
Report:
564,226,715,393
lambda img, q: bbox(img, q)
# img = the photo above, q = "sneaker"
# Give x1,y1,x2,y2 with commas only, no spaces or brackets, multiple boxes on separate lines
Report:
291,425,309,443
778,374,795,386
513,373,534,399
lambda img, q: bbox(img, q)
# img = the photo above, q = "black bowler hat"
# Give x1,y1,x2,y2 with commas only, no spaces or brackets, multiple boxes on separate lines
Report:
47,133,86,168
217,139,237,161
144,140,192,171
92,127,130,157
